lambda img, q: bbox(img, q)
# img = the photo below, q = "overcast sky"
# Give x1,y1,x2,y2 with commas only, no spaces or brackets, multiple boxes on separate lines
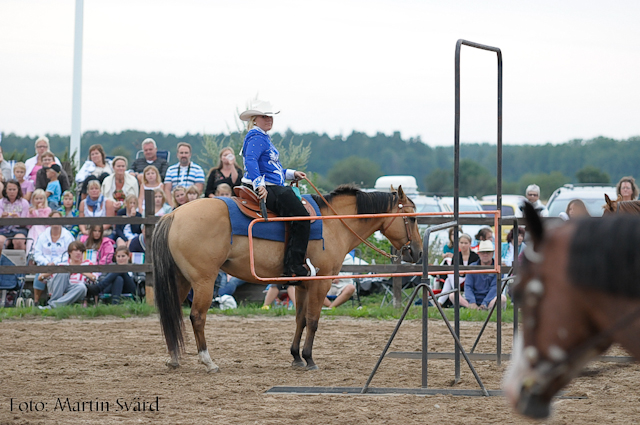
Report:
2,0,640,146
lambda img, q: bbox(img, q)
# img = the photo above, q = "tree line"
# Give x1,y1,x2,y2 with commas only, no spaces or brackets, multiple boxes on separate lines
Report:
2,131,635,199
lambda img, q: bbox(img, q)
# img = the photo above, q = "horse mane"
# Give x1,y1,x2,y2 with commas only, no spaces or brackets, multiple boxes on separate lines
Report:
569,215,640,297
311,184,398,214
618,200,640,214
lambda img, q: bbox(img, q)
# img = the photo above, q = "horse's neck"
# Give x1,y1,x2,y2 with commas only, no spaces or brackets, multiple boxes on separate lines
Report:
322,197,386,250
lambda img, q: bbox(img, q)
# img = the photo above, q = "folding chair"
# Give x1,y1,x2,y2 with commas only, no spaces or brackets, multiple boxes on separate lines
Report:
136,150,170,162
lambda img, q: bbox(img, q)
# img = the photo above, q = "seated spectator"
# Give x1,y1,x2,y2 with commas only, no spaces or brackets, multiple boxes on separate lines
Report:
57,190,80,238
129,138,169,181
566,199,591,219
0,145,12,182
153,188,173,216
75,144,113,199
26,189,52,253
522,184,549,217
114,195,142,247
25,136,62,183
38,241,95,309
501,227,525,268
439,233,479,307
44,164,63,209
261,284,295,310
79,180,116,235
0,180,30,248
218,274,246,297
186,185,201,202
101,156,139,210
164,142,205,193
80,224,115,265
32,211,75,304
471,227,494,252
86,245,136,304
442,227,458,258
13,162,34,202
35,151,70,195
616,176,639,201
205,147,243,198
138,165,164,213
214,183,233,197
462,240,506,310
171,185,188,209
323,251,362,309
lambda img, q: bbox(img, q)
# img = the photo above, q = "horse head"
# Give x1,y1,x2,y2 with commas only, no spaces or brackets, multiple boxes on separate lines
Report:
504,202,598,419
602,193,621,216
380,185,422,263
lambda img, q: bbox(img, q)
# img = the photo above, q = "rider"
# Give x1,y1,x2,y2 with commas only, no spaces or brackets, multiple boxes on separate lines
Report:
239,100,313,278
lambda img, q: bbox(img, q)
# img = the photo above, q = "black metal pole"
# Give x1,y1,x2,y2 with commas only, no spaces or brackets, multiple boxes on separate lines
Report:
454,39,462,383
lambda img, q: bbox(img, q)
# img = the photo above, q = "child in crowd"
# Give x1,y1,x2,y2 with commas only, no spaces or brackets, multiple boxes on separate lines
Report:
57,190,80,238
27,189,52,252
115,195,142,247
172,185,187,209
80,224,115,265
153,188,173,216
186,185,200,202
138,165,163,213
214,183,233,197
45,164,62,209
13,162,34,202
86,245,137,304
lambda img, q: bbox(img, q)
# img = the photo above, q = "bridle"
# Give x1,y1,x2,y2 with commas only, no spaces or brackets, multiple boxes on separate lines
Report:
381,201,415,259
518,244,640,398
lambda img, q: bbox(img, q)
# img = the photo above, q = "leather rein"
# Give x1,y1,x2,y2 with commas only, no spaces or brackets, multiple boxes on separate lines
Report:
304,178,414,260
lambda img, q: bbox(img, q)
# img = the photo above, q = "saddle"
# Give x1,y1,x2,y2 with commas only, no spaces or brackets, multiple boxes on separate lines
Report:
232,186,317,222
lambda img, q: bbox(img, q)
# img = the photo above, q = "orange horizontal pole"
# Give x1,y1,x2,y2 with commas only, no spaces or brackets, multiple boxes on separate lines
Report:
247,210,502,282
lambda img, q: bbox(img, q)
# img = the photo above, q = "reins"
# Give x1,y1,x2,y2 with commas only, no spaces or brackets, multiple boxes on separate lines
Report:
303,178,409,260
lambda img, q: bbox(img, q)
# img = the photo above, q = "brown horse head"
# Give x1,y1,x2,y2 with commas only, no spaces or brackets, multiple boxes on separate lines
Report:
383,185,422,263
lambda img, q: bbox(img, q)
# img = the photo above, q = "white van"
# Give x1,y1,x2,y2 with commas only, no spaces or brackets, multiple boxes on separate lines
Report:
374,175,419,195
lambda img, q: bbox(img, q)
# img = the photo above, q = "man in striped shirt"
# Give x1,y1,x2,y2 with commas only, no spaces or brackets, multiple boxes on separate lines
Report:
163,142,205,195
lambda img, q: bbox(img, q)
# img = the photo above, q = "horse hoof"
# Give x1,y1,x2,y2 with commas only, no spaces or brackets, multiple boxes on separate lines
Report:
165,359,180,369
206,364,220,373
292,360,306,369
306,364,319,371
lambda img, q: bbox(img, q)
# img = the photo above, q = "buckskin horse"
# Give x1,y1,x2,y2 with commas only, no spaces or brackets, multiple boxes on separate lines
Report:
504,203,640,419
152,184,422,373
603,194,640,215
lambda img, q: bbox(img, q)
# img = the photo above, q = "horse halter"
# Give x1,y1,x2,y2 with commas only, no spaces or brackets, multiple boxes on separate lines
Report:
381,201,415,258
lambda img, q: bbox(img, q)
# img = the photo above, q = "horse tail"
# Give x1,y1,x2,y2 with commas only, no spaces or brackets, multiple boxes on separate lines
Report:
152,213,185,357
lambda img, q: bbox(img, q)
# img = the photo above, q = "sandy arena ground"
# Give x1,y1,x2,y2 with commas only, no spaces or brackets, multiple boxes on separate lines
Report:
1,314,638,424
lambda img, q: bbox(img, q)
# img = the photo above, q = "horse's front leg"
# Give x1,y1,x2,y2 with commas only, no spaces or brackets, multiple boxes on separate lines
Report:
291,284,308,368
301,279,331,371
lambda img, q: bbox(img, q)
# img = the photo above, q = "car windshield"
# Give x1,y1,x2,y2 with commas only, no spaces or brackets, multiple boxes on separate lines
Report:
547,197,606,217
442,198,484,216
481,204,515,216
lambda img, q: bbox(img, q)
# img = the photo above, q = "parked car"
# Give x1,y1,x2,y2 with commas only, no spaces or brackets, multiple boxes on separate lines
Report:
546,184,617,217
440,196,488,241
480,195,526,242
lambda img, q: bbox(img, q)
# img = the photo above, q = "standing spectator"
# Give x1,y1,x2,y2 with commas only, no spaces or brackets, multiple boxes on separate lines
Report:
78,180,116,235
25,136,62,182
32,211,75,304
523,184,549,217
171,185,188,209
13,162,34,202
114,195,142,248
101,156,139,209
75,144,113,199
38,241,95,309
0,180,30,248
86,246,137,304
130,138,169,181
57,190,80,238
138,165,164,213
35,151,70,194
463,240,506,310
80,224,115,265
0,146,12,182
205,147,243,197
44,164,62,209
616,176,639,201
164,142,205,193
26,189,51,253
153,188,173,216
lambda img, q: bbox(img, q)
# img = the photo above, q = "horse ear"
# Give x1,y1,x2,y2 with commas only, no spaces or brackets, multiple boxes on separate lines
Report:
390,184,396,192
523,201,544,249
397,185,405,200
605,194,613,208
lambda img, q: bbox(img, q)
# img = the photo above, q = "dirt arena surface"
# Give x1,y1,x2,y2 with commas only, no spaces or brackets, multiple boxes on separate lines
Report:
1,314,638,424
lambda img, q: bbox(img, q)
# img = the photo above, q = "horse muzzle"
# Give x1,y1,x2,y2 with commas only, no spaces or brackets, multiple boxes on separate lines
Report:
401,244,422,263
516,387,551,419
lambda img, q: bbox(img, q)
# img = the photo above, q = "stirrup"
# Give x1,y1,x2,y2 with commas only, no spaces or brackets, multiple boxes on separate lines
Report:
305,258,319,277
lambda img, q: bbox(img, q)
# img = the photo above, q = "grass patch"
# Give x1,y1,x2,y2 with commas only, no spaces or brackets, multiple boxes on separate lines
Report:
0,300,156,322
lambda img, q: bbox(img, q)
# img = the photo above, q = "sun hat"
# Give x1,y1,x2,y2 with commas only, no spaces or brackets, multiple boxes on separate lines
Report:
478,240,495,252
239,100,280,121
47,164,62,173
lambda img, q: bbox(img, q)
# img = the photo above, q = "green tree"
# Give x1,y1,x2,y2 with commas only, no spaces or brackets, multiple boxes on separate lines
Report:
459,159,495,197
327,156,381,187
424,168,452,194
576,165,610,184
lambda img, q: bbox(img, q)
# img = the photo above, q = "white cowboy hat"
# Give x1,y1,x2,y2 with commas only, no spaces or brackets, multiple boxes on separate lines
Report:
239,100,280,121
478,240,495,253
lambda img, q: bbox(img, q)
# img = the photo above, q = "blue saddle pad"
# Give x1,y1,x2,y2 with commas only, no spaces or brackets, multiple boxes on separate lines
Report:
218,195,323,243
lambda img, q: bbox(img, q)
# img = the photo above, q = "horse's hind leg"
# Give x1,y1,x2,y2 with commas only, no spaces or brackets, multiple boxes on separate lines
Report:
301,280,330,371
166,275,192,369
291,285,308,368
189,277,219,373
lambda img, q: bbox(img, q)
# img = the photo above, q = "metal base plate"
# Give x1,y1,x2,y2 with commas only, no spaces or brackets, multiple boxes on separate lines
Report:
386,352,634,363
265,386,504,396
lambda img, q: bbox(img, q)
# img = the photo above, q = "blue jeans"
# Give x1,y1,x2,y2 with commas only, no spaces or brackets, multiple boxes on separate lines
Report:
219,276,246,296
98,272,136,304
